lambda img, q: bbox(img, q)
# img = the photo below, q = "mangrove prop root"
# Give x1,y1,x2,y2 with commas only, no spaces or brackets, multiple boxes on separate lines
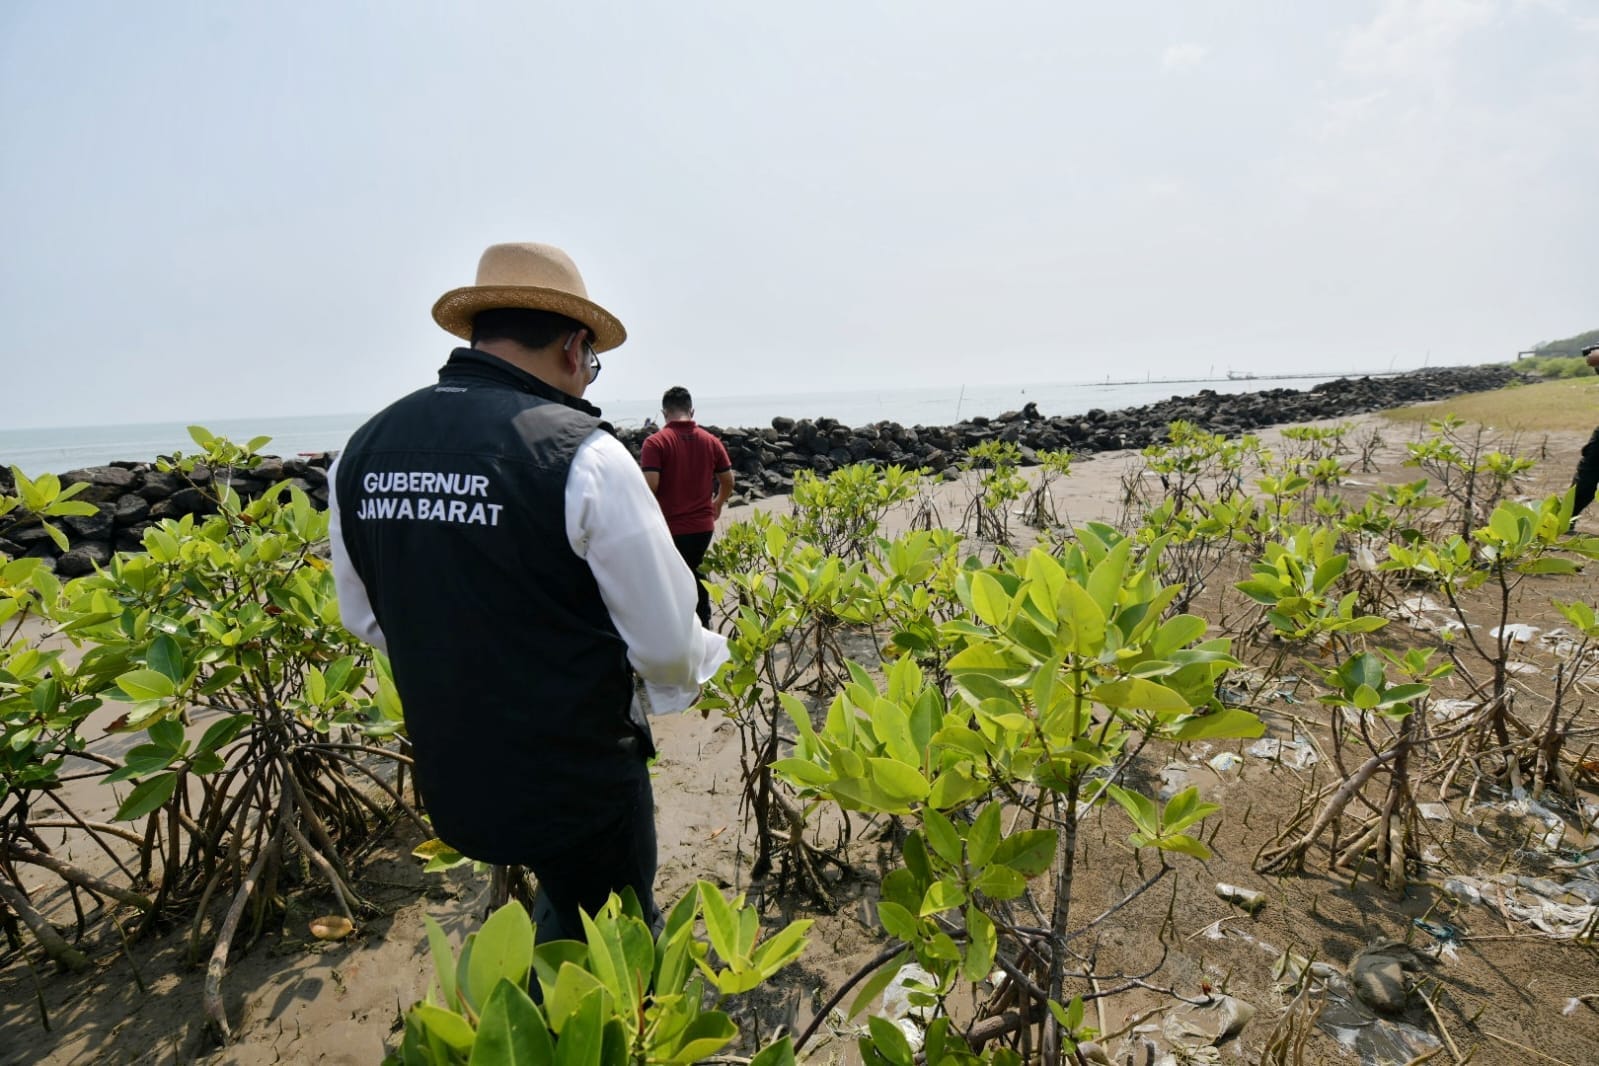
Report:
1258,747,1392,874
5,846,154,910
0,877,88,972
317,749,430,837
190,819,247,965
204,812,286,1043
283,818,363,920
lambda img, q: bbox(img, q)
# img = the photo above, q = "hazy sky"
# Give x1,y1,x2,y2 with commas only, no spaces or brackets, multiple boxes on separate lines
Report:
3,1,1595,430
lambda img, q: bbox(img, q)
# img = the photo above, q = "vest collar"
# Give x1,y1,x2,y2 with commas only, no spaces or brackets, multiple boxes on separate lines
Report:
440,348,602,417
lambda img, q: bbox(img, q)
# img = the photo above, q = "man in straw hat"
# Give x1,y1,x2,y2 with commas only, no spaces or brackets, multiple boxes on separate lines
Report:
328,242,728,940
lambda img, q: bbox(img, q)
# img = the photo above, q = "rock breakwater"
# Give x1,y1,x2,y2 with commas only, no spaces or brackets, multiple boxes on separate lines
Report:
0,364,1529,573
615,364,1527,500
0,456,331,576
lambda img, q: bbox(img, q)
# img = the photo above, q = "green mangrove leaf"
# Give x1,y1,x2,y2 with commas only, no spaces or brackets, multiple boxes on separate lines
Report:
990,829,1056,876
466,901,534,1010
409,1004,476,1057
1169,707,1265,741
963,906,996,983
848,949,911,1020
114,771,178,821
550,988,605,1066
468,978,554,1065
423,914,458,1009
115,668,176,701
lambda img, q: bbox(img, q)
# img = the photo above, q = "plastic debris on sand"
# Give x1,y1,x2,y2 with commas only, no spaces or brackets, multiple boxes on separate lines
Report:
1246,735,1319,770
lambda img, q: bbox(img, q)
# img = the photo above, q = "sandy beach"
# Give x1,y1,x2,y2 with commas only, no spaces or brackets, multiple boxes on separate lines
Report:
4,411,1599,1065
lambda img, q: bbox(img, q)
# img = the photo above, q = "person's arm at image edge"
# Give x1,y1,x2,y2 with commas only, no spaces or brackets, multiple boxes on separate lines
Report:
567,432,729,711
325,455,390,654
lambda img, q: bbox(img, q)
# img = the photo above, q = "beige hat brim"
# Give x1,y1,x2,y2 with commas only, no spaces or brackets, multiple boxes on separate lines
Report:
431,286,627,352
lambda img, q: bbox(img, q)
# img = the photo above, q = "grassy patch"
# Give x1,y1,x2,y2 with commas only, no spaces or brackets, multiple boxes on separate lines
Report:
1515,355,1593,378
1382,375,1599,432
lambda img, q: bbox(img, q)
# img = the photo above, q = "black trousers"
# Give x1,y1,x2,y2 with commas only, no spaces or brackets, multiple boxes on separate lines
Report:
526,758,659,944
1574,426,1599,520
672,530,715,628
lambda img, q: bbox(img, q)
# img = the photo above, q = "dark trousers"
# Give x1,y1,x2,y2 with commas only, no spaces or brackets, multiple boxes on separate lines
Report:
1574,426,1599,520
672,530,715,628
526,759,659,944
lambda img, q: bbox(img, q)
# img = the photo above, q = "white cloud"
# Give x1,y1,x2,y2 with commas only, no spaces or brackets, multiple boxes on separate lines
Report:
1340,0,1497,94
1319,89,1391,137
1161,43,1209,72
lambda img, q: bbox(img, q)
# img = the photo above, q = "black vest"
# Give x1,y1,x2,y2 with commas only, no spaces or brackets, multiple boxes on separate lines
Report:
335,349,653,865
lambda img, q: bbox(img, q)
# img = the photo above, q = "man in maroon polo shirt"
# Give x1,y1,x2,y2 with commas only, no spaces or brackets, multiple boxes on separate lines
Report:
641,386,734,627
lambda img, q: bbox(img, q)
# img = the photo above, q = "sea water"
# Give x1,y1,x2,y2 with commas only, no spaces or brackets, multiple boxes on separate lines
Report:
1,374,1364,478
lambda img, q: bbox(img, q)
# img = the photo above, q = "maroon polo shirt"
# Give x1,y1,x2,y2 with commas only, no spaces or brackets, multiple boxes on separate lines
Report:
640,420,731,535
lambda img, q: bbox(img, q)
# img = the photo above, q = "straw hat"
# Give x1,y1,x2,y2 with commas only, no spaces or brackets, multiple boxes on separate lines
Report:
431,242,627,352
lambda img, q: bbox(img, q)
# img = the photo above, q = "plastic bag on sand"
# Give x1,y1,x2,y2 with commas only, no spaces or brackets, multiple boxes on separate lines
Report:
1318,979,1442,1066
1428,698,1477,724
1208,751,1243,774
879,963,937,1050
1472,789,1567,850
1444,874,1597,939
1275,950,1441,1066
1246,736,1319,770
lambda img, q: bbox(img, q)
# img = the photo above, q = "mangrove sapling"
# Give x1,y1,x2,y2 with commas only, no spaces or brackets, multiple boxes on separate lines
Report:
1115,461,1148,533
702,524,861,903
789,462,923,560
1335,652,1452,890
1354,424,1386,474
906,476,945,534
1385,494,1599,793
1331,481,1450,622
1,547,160,969
0,465,101,558
1403,416,1537,539
1279,422,1354,468
1232,524,1389,696
1523,600,1599,802
46,429,413,1038
1255,651,1465,882
961,440,1028,551
1113,422,1260,538
775,531,1261,1061
1526,663,1582,804
1157,422,1254,513
1134,499,1242,618
864,527,965,684
390,884,809,1066
1020,448,1074,530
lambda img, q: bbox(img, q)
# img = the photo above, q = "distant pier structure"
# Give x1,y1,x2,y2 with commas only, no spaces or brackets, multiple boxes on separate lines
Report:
1090,368,1410,389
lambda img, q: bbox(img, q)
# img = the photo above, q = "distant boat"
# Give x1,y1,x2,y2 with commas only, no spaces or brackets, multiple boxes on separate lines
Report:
1227,371,1257,380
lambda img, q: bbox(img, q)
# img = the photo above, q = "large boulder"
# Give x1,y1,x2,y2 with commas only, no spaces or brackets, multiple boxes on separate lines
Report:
115,523,151,553
113,493,151,526
56,541,113,576
59,465,138,503
62,507,114,540
137,470,185,502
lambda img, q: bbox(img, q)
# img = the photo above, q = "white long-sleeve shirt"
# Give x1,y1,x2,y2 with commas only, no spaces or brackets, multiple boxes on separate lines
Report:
327,431,729,714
